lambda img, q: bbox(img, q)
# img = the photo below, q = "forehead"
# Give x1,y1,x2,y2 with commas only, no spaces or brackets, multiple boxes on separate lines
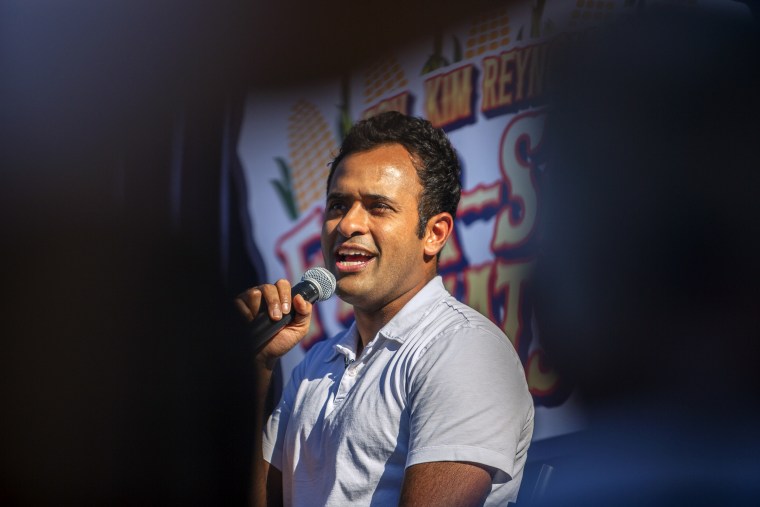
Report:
328,144,421,195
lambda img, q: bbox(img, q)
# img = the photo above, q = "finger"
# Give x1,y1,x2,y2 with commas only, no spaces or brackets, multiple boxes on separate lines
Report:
235,287,262,321
259,283,286,320
274,279,291,315
234,297,254,321
290,294,313,324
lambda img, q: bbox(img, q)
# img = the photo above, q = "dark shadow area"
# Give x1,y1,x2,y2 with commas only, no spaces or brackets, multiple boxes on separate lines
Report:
0,1,508,504
532,5,760,506
1,228,256,505
1,2,259,503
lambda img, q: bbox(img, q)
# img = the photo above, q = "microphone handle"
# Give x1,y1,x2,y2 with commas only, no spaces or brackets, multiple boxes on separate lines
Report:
250,280,320,351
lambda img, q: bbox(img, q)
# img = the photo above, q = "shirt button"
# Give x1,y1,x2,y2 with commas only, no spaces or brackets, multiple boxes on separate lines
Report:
346,368,357,377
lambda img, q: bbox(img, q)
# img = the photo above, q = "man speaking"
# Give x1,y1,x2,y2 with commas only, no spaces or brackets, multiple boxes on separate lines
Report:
236,112,533,506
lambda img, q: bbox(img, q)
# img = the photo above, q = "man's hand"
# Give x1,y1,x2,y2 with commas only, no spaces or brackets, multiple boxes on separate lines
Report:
235,279,313,370
237,280,308,507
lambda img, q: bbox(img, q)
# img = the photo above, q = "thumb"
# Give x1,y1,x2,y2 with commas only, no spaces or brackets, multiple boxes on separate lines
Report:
290,294,313,327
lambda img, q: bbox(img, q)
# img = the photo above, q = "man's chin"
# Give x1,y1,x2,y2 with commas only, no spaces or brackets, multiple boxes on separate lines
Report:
335,279,371,305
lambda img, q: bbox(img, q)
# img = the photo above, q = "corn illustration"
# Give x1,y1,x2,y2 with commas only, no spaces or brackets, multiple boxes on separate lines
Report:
271,100,338,219
363,55,408,106
421,32,463,75
465,6,512,58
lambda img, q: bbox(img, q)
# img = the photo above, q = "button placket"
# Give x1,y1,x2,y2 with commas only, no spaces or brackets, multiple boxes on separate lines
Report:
334,335,385,403
335,363,357,402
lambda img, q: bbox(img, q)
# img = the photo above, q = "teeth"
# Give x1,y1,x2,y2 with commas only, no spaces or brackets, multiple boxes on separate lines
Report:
338,249,371,256
339,260,367,266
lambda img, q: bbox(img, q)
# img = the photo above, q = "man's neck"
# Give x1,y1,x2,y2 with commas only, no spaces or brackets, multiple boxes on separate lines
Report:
352,274,435,350
353,305,396,353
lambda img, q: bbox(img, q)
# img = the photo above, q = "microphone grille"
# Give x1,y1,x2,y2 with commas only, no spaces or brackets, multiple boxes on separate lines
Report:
301,267,336,302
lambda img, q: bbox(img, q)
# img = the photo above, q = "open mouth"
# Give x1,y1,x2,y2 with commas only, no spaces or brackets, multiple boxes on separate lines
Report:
335,247,376,271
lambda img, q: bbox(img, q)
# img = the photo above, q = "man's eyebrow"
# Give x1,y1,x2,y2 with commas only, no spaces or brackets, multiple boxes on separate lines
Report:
326,192,394,202
326,191,347,201
364,193,394,202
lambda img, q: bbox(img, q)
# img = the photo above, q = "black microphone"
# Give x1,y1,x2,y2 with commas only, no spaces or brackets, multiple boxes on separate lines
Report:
250,267,336,351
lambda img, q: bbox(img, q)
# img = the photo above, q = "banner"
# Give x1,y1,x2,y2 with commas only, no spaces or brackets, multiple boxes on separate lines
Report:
235,0,743,440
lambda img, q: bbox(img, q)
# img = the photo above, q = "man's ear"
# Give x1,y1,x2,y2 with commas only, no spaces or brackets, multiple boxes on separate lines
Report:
423,212,454,257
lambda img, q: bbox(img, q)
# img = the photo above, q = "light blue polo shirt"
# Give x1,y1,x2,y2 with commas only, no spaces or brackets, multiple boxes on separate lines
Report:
263,276,534,506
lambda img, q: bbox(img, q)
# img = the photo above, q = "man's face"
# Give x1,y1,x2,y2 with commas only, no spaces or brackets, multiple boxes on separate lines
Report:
321,144,432,314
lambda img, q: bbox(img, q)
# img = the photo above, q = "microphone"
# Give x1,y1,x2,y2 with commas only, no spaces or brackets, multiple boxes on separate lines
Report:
250,267,336,351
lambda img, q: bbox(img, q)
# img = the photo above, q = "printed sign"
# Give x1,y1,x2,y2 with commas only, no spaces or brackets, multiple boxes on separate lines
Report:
235,0,716,440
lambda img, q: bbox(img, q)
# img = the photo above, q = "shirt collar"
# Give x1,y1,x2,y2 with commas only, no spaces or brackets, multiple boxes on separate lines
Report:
326,321,360,363
324,276,448,360
379,276,448,344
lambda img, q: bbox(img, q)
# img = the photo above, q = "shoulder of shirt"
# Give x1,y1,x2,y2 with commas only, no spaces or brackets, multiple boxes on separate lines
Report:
438,294,507,337
399,292,515,357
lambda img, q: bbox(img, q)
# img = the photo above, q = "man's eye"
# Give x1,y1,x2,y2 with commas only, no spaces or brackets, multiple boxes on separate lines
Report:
370,203,391,213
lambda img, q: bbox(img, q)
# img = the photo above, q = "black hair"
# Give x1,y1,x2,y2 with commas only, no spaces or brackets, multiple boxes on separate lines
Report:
327,111,461,238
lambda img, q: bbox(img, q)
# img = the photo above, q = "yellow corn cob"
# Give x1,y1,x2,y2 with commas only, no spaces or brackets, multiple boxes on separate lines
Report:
363,55,408,105
287,100,338,214
465,6,512,59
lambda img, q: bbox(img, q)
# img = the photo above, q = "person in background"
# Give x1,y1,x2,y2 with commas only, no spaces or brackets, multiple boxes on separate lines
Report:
534,6,760,505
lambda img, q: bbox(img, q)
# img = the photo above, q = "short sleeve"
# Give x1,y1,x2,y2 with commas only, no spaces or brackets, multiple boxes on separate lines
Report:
406,326,532,482
262,360,304,471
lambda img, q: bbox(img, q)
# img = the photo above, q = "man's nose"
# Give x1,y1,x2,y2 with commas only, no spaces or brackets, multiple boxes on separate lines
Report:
337,202,368,237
